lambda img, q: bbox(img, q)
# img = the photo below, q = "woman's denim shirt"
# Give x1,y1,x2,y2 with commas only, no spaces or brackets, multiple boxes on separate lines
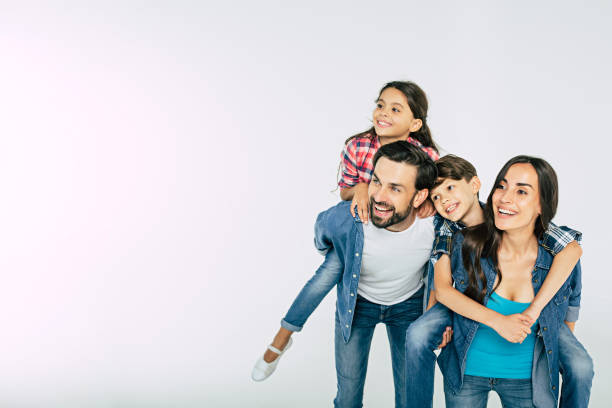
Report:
438,232,582,407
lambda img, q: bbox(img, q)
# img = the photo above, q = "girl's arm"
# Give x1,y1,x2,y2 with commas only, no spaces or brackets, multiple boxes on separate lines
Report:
523,241,582,323
434,254,532,343
340,182,370,222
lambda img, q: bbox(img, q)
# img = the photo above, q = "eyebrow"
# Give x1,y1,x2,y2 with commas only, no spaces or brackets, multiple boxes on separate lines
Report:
376,98,404,108
501,178,534,189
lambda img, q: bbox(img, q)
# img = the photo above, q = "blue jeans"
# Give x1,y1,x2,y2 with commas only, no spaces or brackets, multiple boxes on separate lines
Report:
281,250,343,332
404,304,593,408
404,302,452,408
444,375,533,408
334,287,423,408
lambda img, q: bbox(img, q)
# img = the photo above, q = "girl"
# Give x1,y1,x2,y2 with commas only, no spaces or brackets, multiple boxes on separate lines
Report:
251,81,439,381
435,156,587,407
338,81,439,222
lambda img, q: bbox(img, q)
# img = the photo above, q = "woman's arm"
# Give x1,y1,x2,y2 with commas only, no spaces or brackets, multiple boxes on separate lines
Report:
434,254,532,343
523,241,582,322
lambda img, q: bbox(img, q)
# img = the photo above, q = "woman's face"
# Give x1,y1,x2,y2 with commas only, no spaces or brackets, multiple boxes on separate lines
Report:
492,163,542,233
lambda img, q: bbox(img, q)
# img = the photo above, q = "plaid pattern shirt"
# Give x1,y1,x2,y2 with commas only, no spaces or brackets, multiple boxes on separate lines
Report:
427,204,582,292
338,133,440,189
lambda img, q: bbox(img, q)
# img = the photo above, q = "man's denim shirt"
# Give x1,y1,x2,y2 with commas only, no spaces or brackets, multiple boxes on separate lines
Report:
425,204,582,304
437,232,582,407
313,201,428,343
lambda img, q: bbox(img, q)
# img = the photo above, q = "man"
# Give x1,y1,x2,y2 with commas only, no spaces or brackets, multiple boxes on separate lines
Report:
320,141,437,407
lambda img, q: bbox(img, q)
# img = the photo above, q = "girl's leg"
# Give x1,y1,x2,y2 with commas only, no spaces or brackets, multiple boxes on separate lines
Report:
494,378,534,408
444,375,489,408
265,250,343,363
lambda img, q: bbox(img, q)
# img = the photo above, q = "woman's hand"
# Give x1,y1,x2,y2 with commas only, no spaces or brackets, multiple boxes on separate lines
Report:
490,313,532,343
350,182,370,223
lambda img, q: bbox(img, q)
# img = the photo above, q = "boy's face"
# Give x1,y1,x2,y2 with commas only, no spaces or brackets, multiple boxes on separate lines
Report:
430,177,480,222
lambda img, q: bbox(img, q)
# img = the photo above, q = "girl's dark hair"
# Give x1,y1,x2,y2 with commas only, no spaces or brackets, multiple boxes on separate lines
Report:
344,81,438,152
461,156,559,304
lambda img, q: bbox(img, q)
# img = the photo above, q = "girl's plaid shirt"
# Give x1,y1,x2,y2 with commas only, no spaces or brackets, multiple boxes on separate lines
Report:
338,133,440,189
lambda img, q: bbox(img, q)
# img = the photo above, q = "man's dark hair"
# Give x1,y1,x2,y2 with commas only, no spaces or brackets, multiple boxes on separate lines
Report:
433,154,478,189
372,141,437,190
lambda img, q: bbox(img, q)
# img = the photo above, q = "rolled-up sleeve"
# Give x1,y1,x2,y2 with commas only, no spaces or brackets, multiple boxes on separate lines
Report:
565,260,582,322
314,209,332,255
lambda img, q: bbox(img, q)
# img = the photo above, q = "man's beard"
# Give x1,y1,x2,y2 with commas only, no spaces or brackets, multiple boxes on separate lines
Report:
369,194,416,229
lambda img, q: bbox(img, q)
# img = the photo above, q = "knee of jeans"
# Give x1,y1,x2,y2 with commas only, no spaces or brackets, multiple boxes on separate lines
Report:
564,350,594,382
405,324,431,350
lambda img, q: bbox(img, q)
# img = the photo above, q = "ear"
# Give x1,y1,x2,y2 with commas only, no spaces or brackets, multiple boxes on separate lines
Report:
409,118,423,133
412,188,429,208
470,176,481,195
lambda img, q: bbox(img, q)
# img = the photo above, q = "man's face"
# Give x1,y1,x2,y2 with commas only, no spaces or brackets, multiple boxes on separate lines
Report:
430,177,479,222
367,157,428,231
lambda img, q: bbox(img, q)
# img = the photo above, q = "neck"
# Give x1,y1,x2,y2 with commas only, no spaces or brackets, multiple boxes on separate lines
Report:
500,226,538,257
386,211,417,232
460,199,485,227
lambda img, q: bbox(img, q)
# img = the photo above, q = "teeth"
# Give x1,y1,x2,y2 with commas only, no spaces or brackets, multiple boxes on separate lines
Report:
499,208,516,215
375,205,390,211
446,204,457,213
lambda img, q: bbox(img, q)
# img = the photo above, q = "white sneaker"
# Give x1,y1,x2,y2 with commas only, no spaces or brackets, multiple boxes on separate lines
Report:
251,337,293,381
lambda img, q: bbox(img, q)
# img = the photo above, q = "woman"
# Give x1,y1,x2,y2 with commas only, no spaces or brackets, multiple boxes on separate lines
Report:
434,156,585,407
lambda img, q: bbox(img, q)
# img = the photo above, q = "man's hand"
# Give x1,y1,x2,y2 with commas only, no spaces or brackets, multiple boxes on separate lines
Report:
437,326,453,349
416,199,436,218
490,313,532,343
350,182,370,223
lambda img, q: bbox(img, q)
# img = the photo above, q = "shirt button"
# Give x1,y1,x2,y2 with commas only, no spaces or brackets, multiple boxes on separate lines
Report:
460,280,464,284
548,350,552,355
353,274,357,278
348,309,352,313
355,252,360,257
350,293,354,297
345,324,349,328
534,279,539,283
552,386,556,390
563,296,567,300
543,327,547,331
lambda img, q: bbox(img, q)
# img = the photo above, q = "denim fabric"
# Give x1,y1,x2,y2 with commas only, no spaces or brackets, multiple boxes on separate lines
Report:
334,287,424,408
281,249,343,332
444,375,534,408
438,232,583,406
282,201,428,342
558,322,594,408
404,302,452,408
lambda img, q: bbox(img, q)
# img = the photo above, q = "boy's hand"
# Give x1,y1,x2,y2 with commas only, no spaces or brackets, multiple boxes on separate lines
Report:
521,305,540,325
417,199,436,218
490,313,532,343
437,326,453,349
350,182,370,223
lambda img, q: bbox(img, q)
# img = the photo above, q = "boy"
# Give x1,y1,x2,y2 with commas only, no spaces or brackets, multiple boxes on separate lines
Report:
404,155,593,408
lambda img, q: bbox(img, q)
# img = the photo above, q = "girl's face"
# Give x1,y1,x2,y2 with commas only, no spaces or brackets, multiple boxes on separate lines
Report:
492,163,542,233
372,87,422,141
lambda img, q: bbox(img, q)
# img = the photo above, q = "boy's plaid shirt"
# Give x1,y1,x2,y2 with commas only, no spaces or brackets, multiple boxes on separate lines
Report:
431,209,582,264
338,134,440,189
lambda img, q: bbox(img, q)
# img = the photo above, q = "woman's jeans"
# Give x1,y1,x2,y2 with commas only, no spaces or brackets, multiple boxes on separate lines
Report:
334,287,423,408
405,304,593,408
444,375,533,408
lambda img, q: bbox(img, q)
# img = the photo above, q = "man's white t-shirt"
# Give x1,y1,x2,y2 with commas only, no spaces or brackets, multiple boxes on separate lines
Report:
357,216,434,305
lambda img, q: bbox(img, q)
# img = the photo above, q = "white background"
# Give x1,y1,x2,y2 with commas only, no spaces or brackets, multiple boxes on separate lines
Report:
0,1,610,407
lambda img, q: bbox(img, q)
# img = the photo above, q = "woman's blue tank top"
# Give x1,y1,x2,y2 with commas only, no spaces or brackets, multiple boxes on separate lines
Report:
464,292,537,379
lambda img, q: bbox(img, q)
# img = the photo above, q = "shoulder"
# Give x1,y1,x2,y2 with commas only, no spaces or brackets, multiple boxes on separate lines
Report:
317,201,356,230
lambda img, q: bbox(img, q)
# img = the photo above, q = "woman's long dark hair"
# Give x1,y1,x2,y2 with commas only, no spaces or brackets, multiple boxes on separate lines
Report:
344,81,438,152
461,156,559,304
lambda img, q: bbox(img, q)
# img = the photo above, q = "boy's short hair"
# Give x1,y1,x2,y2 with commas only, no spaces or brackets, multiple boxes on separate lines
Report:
433,155,478,189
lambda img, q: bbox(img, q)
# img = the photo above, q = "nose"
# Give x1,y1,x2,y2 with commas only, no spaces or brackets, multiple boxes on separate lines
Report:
499,188,512,204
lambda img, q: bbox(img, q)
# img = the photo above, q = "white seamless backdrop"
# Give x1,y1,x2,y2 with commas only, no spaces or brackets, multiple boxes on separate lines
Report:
0,1,610,407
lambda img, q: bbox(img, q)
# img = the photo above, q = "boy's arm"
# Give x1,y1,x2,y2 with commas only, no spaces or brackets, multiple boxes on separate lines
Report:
523,240,582,323
435,254,532,343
